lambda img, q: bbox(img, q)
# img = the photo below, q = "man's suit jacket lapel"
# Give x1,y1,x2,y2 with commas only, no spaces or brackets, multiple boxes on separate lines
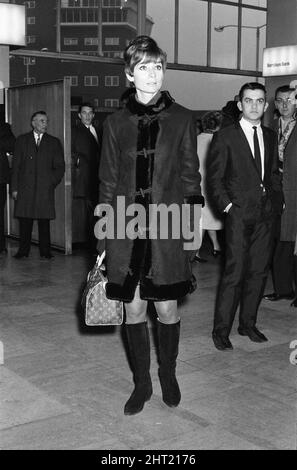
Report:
78,122,99,146
29,131,38,155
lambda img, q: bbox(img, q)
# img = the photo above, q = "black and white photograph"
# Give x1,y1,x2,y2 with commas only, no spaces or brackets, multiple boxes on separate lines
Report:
0,0,296,455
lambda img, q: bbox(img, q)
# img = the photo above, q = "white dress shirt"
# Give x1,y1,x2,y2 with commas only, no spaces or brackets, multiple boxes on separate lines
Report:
34,131,43,145
87,124,98,143
240,117,264,180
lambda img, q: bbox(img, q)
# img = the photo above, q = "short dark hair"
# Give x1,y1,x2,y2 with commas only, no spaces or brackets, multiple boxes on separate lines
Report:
31,110,47,121
79,102,94,113
239,82,266,102
124,35,167,76
274,85,295,100
202,111,222,133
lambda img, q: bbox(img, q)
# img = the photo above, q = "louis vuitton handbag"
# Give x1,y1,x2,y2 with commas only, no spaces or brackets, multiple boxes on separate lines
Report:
81,252,123,326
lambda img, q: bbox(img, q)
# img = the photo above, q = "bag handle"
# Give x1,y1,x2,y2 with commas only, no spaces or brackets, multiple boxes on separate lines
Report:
97,251,107,290
96,250,106,269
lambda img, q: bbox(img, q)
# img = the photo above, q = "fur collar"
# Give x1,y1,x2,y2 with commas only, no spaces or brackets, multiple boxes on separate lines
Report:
126,90,174,117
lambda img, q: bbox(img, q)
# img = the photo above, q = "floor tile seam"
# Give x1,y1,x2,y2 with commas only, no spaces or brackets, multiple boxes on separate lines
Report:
218,424,290,450
0,410,74,434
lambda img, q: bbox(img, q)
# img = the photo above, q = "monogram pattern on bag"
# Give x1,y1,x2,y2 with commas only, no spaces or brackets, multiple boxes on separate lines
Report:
81,256,123,326
85,282,123,325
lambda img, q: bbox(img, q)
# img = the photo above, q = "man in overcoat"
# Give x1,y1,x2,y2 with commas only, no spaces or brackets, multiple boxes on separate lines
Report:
263,85,297,306
71,103,101,252
11,111,65,259
208,82,283,351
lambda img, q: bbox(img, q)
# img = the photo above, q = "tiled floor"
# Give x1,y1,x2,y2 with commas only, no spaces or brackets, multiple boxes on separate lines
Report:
0,239,296,450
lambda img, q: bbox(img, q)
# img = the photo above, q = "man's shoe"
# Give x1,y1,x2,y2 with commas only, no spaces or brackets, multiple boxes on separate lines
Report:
212,332,233,351
194,254,208,263
238,326,268,343
13,252,28,259
212,249,222,257
290,298,297,308
40,254,54,259
263,292,295,301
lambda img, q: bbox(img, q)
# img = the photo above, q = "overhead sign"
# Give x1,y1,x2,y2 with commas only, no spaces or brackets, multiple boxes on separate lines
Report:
263,45,297,77
0,3,26,46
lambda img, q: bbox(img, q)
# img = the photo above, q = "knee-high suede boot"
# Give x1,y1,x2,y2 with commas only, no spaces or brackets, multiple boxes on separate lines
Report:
124,322,153,415
157,320,181,407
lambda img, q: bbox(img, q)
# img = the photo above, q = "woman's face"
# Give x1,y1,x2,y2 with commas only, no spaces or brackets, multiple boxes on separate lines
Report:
126,56,164,103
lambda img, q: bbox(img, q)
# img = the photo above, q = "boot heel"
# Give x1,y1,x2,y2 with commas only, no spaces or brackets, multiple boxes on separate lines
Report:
124,382,152,415
159,373,181,407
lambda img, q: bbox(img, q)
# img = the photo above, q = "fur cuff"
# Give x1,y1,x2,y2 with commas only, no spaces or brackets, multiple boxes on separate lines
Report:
184,195,205,207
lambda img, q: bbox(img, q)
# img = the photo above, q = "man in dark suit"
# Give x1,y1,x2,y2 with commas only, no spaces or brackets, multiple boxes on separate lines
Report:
208,82,283,351
11,111,65,259
263,86,297,306
0,117,15,255
71,103,101,252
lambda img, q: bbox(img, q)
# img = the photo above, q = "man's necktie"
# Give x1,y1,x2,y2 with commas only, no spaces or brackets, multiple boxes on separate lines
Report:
36,134,41,148
88,125,98,143
252,126,262,177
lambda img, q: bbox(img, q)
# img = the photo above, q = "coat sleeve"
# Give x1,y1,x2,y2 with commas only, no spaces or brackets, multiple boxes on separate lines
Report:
71,127,80,166
180,113,204,205
98,116,120,205
52,138,65,187
0,123,16,153
269,130,284,213
11,135,24,192
207,131,232,213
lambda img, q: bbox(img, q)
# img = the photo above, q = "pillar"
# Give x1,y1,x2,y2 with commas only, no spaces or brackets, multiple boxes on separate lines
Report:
0,0,9,106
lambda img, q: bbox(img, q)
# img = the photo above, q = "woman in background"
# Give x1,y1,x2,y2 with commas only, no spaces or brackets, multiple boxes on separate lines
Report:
195,111,223,262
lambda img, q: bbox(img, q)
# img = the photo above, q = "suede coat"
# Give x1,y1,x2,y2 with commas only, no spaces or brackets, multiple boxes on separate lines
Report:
98,91,203,302
11,131,65,219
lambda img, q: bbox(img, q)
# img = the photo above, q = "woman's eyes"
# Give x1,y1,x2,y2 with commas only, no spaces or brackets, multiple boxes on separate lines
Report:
139,65,162,71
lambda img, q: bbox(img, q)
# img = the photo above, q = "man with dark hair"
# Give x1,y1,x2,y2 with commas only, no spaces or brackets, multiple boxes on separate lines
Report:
11,111,65,259
208,82,283,350
0,115,15,255
72,102,101,252
264,85,297,305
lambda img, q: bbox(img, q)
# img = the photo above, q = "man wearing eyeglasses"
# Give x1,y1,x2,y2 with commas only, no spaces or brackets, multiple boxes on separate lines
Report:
264,85,297,306
11,111,65,259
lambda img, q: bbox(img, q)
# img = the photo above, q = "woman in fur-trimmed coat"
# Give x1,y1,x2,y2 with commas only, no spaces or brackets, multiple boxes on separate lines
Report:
97,36,203,416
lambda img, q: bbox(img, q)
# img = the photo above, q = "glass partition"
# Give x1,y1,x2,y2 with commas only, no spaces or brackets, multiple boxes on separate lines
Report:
178,0,208,66
146,0,175,62
211,3,238,69
241,7,266,71
242,0,267,7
